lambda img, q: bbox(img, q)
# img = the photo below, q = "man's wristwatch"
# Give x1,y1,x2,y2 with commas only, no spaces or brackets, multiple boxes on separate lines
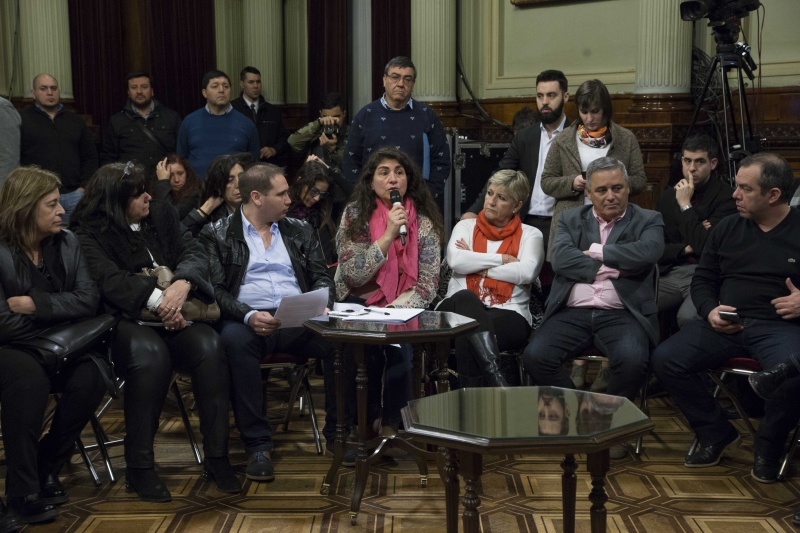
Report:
680,204,692,212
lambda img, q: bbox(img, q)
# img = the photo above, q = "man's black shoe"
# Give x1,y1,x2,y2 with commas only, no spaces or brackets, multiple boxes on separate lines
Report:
246,450,275,482
7,495,58,524
684,429,740,467
325,441,357,467
40,473,69,505
748,362,793,400
0,497,22,533
792,507,800,526
751,454,780,484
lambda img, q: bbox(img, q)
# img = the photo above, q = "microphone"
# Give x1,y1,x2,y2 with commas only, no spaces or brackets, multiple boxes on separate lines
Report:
389,189,407,245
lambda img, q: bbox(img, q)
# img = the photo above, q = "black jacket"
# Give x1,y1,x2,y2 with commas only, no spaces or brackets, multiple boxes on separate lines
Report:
74,200,213,317
199,208,334,323
100,99,182,176
656,174,737,272
19,105,98,192
231,95,289,165
467,120,571,215
0,230,99,344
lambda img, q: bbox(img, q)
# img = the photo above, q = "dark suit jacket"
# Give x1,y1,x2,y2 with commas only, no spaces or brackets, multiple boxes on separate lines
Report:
468,121,570,215
546,204,664,345
231,95,288,165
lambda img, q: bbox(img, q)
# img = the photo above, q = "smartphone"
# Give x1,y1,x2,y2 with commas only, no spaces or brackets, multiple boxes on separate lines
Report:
719,311,742,324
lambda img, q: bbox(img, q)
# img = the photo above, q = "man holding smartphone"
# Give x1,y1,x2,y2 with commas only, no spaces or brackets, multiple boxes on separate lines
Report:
652,153,800,484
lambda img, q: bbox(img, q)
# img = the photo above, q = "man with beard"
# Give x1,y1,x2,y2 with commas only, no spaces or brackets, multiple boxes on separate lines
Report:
100,72,182,177
463,69,570,251
177,70,260,180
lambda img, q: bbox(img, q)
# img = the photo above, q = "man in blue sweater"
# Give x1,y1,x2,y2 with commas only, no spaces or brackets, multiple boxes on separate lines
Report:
177,70,260,180
343,57,450,209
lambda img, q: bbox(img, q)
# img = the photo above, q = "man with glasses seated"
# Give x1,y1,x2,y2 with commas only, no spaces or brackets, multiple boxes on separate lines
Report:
342,56,451,210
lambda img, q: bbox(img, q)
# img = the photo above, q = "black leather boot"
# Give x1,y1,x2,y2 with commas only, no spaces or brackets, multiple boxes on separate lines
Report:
748,362,798,400
466,331,508,388
125,467,172,502
0,497,22,533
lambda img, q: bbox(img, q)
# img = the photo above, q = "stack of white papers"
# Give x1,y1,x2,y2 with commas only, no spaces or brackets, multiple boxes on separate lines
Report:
328,303,424,324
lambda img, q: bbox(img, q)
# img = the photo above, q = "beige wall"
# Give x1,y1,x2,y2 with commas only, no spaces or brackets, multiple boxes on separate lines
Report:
459,0,800,101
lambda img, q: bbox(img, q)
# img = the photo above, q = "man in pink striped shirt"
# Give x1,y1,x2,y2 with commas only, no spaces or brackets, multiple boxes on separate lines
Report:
522,157,664,402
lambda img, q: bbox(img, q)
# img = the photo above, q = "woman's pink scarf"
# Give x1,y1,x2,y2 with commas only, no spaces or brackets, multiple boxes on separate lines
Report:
366,197,419,306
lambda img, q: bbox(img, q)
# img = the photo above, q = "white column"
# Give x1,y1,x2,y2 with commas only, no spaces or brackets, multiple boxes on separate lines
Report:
214,0,245,80
634,0,693,94
410,0,457,102
283,0,307,105
19,0,73,98
242,0,284,104
349,0,372,111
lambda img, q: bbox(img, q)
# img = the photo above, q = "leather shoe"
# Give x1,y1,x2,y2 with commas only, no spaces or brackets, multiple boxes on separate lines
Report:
685,428,740,467
751,454,780,484
326,441,357,467
125,467,172,502
246,450,275,482
748,362,794,400
792,507,800,526
609,443,628,460
7,494,58,524
0,498,22,533
40,473,69,505
202,456,242,493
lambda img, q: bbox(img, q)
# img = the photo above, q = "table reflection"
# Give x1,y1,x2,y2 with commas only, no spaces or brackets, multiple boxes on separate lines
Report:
406,386,646,439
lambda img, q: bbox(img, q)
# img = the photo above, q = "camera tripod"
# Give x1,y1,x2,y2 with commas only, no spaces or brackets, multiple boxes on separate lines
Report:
687,43,760,185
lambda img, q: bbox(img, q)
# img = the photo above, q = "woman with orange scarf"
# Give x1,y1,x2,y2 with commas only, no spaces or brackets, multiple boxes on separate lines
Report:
337,146,444,432
437,170,544,387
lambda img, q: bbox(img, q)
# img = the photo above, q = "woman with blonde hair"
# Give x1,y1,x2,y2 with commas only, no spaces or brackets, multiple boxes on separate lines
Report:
0,167,108,524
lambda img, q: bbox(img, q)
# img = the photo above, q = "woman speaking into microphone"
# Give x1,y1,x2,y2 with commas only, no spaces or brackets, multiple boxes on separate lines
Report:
336,146,443,434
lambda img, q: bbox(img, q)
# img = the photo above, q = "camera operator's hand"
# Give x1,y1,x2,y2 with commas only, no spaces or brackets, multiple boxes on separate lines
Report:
318,115,339,151
319,131,337,151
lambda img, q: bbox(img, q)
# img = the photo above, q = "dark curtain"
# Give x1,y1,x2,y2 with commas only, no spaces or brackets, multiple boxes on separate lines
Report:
149,0,217,119
68,0,125,129
370,0,411,101
307,0,348,122
68,0,216,137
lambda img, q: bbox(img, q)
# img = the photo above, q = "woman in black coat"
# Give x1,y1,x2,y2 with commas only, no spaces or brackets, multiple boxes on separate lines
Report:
0,167,107,525
71,162,239,502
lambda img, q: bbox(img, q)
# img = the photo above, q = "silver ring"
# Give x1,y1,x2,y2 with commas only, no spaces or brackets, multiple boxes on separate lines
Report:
262,327,266,332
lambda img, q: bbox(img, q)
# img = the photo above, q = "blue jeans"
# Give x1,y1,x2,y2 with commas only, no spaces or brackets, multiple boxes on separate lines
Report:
59,188,84,224
652,318,800,459
218,320,334,453
522,307,650,400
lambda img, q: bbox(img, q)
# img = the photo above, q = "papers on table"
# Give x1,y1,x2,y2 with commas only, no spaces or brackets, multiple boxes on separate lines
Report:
327,302,424,323
273,288,329,329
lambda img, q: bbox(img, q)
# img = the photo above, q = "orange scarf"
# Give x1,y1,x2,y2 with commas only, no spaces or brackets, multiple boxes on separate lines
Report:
466,212,522,306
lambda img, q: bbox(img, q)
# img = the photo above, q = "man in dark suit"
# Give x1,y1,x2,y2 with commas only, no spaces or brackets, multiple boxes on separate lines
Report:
522,156,664,401
231,66,289,166
463,69,570,250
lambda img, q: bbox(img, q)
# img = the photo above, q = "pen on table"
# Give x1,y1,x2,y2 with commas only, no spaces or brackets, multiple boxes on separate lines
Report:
364,308,391,315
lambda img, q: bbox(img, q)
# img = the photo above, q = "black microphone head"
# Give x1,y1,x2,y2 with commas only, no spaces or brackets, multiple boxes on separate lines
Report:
389,189,402,204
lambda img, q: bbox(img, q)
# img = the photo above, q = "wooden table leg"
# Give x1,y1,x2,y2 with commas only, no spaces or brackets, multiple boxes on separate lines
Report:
349,344,369,525
561,453,578,533
442,447,460,533
321,343,345,494
436,340,451,393
586,450,610,533
459,452,483,533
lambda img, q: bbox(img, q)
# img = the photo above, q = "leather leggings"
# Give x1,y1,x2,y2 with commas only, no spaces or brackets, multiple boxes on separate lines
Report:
112,319,230,468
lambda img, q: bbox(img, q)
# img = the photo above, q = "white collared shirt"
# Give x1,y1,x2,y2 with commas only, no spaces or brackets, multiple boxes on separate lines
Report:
529,115,567,217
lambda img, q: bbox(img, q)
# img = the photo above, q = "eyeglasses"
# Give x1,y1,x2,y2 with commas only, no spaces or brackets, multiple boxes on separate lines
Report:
309,187,329,199
121,161,134,180
386,74,415,84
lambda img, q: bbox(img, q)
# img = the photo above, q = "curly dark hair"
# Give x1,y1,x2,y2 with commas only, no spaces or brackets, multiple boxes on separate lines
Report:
203,154,243,202
290,160,335,236
342,146,444,242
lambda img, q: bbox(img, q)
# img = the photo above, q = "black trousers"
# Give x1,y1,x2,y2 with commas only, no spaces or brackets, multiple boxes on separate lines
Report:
436,289,531,379
113,319,230,468
0,348,106,497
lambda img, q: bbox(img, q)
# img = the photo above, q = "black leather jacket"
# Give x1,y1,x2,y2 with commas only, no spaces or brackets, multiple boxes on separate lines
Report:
199,208,334,323
0,230,100,344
